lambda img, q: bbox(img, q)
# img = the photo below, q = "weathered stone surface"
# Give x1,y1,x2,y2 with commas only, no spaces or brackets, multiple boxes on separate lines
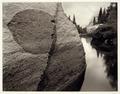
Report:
7,9,54,54
3,53,48,91
3,3,57,27
38,3,86,91
3,3,86,91
3,3,57,91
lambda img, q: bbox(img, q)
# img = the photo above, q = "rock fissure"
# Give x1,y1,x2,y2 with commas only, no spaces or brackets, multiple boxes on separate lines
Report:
37,3,86,91
37,3,59,91
3,3,86,91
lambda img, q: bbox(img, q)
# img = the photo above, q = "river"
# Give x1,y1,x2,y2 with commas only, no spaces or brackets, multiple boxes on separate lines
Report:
80,37,117,91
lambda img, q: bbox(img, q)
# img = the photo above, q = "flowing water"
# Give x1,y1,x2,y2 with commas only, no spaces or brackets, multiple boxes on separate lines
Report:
81,38,116,91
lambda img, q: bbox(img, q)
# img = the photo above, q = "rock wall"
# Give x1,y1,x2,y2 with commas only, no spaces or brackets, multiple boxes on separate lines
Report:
3,3,86,91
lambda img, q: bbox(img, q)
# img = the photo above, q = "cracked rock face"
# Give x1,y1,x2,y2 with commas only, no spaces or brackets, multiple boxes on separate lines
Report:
3,3,86,91
3,3,57,91
37,3,86,91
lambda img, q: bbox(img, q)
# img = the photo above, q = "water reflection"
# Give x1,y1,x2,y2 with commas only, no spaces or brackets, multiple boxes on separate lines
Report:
91,36,117,90
81,37,117,91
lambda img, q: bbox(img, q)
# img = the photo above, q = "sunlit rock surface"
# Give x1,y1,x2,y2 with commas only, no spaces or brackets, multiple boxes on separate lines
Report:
3,3,86,91
38,3,86,91
86,24,103,33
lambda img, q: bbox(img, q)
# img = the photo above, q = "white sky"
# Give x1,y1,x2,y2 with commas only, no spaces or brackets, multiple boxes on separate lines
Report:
62,2,110,27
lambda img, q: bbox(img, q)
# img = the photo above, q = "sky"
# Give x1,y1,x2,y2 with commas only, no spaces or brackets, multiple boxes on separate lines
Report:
62,2,110,27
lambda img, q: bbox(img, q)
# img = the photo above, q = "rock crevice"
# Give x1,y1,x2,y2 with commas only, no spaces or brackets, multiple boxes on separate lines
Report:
3,3,86,91
3,3,57,91
37,3,86,91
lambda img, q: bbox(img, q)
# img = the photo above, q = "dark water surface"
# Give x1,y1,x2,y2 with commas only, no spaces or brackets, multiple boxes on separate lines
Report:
81,37,117,91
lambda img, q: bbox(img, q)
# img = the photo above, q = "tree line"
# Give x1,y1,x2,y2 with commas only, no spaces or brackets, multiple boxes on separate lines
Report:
68,14,87,34
93,3,117,25
67,2,117,34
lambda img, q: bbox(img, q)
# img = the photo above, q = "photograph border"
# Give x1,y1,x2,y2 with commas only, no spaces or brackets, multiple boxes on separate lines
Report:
0,0,119,94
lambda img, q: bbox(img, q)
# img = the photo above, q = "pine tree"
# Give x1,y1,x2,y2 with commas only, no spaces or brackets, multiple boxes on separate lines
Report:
93,17,96,25
110,3,114,10
77,25,84,34
68,15,71,20
98,8,103,23
77,25,80,33
73,14,76,25
106,3,117,23
107,3,117,27
102,8,107,23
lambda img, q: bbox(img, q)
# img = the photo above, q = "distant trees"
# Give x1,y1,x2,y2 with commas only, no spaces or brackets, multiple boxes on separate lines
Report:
77,25,85,34
72,15,87,34
94,7,107,24
93,17,96,25
107,3,117,24
67,14,86,34
102,8,107,23
67,3,117,34
98,8,103,23
92,2,117,26
68,15,71,20
67,14,77,25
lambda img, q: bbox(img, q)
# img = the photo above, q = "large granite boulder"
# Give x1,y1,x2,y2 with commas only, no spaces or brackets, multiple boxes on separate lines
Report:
3,3,86,91
3,3,57,91
37,3,86,91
